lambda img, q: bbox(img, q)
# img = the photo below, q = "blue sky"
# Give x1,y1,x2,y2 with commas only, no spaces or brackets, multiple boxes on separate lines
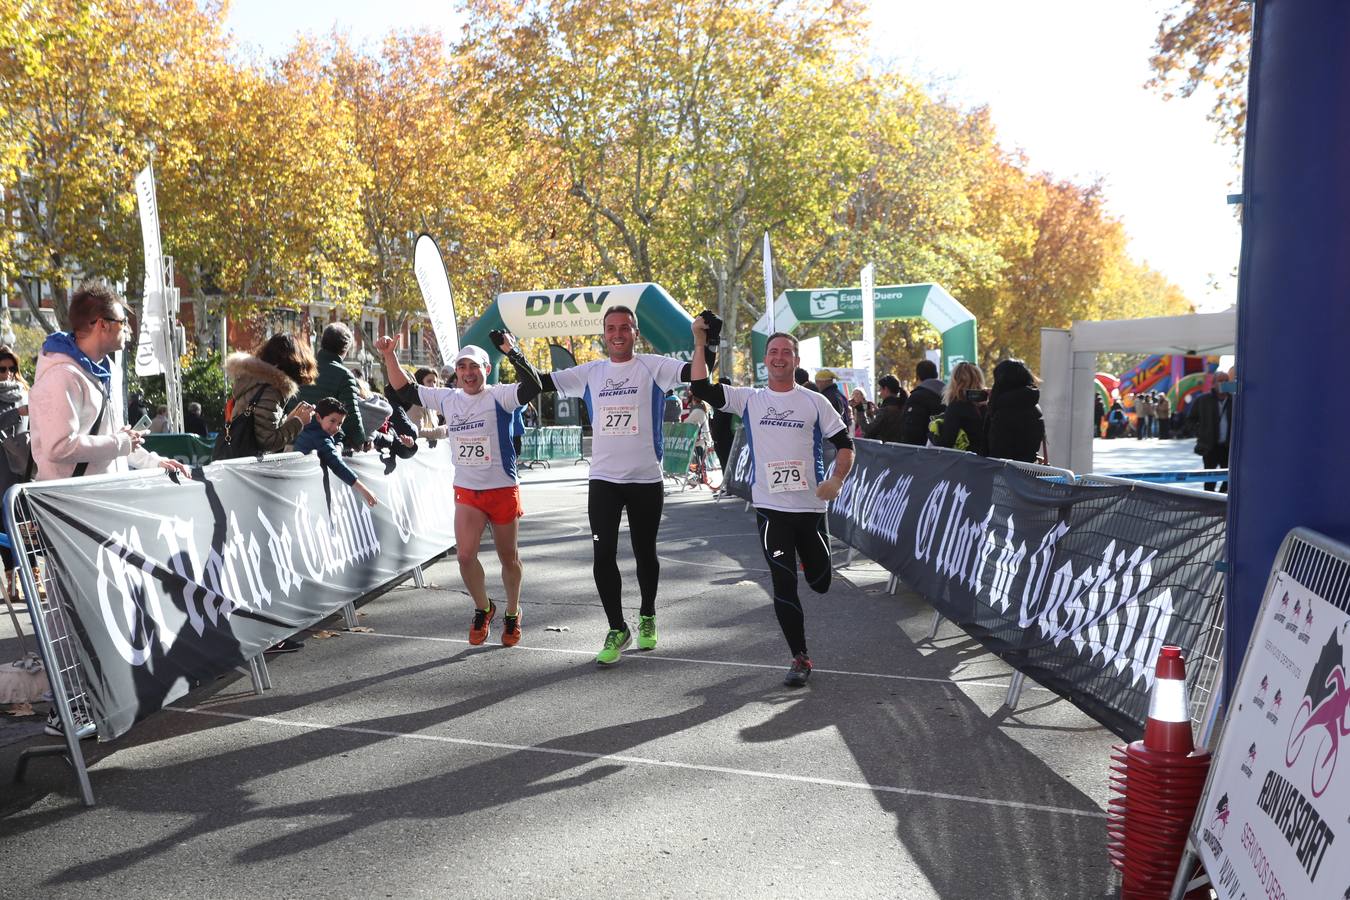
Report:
225,0,1242,313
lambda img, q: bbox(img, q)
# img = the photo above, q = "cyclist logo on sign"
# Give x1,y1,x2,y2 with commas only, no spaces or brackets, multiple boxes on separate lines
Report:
1209,793,1230,836
1285,628,1350,798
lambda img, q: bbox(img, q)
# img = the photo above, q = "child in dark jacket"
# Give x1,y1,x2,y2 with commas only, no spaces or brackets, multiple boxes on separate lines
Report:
294,397,378,507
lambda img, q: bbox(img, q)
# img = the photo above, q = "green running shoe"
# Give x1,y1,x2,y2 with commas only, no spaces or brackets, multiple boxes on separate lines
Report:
595,627,632,666
637,614,657,650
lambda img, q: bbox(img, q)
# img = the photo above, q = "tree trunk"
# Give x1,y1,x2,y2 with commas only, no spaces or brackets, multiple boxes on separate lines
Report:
17,278,57,333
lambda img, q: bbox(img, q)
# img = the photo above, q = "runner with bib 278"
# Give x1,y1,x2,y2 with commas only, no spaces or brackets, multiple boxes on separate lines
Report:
379,332,544,648
535,305,718,665
689,320,853,686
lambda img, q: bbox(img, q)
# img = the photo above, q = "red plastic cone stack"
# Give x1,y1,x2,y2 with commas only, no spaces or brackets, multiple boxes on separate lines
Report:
1106,646,1211,899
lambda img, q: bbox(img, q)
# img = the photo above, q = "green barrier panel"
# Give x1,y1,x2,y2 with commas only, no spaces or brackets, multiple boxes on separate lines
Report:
520,426,583,463
520,427,544,461
143,433,215,466
661,423,699,477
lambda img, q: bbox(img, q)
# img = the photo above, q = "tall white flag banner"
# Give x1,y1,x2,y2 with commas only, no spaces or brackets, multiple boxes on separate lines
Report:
763,232,775,333
134,165,166,377
861,263,876,396
414,234,460,364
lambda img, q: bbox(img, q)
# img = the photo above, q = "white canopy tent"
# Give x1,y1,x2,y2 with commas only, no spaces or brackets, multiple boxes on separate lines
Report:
1040,308,1237,474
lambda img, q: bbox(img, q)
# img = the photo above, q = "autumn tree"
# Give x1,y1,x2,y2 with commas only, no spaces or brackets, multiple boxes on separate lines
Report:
0,0,229,329
1149,0,1252,150
157,40,371,331
672,2,870,376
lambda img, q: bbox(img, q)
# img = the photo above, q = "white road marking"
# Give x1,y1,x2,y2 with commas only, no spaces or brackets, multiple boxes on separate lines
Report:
169,706,1103,819
342,630,1051,692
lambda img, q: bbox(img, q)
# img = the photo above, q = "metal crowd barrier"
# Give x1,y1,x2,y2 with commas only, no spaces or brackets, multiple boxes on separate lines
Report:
832,444,1229,733
1090,469,1228,485
3,452,438,807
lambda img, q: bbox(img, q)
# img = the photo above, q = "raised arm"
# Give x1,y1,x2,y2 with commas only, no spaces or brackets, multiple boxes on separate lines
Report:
490,330,546,404
688,314,726,407
376,335,421,409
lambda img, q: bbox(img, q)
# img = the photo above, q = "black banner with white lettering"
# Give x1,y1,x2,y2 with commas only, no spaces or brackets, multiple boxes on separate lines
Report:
21,451,456,739
724,432,1226,739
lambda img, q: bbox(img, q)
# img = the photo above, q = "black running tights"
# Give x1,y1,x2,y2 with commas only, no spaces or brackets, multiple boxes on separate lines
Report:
588,479,665,630
755,508,832,657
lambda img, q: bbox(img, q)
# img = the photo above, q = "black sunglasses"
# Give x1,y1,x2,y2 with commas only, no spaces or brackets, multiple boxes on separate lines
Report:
102,316,128,325
0,365,15,373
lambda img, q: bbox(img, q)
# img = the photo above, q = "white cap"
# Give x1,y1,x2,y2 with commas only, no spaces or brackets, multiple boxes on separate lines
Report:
451,345,490,369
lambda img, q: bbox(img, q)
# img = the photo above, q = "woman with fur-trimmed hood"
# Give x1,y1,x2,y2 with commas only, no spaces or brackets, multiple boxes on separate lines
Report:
224,334,318,453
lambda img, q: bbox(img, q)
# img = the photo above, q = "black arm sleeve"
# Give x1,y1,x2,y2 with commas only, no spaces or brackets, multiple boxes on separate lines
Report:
539,372,557,393
507,350,544,404
678,345,717,382
396,383,421,410
827,430,854,451
688,377,725,408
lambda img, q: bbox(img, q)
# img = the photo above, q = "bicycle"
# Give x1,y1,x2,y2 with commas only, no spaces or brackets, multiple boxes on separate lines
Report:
683,446,721,492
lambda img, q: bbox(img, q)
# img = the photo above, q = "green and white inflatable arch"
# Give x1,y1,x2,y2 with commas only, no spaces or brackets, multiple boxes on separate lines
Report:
750,282,977,385
461,282,696,381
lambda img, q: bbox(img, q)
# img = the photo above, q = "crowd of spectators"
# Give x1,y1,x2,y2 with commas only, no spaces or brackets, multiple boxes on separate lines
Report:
845,356,1047,464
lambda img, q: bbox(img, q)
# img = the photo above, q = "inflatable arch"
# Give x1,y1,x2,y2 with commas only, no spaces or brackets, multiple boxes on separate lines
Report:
460,282,696,380
749,283,977,385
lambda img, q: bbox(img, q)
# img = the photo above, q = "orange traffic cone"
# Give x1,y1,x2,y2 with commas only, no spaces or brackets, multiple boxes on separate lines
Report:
1143,645,1194,755
1106,645,1211,899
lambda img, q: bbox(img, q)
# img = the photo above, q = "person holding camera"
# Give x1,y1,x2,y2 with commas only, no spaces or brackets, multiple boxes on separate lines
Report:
848,388,874,437
930,362,988,455
378,332,543,648
689,322,853,687
529,306,717,666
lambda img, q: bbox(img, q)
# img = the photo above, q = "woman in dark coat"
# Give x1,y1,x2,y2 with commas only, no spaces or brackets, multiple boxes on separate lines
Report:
985,358,1046,463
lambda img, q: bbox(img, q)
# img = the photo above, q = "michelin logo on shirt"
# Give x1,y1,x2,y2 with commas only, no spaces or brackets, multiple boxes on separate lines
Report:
598,377,639,399
447,414,484,433
758,407,806,429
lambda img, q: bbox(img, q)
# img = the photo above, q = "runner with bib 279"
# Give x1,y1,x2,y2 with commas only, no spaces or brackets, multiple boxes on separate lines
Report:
689,320,853,686
535,305,717,665
379,332,544,648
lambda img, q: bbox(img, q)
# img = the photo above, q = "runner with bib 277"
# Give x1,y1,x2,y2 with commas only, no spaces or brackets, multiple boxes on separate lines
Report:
379,332,544,648
689,320,853,686
535,305,718,665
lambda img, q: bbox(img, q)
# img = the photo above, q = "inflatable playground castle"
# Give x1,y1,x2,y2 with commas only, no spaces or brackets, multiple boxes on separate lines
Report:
1094,354,1221,434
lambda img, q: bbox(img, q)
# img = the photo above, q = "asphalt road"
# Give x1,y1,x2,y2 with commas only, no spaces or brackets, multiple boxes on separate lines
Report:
0,467,1121,898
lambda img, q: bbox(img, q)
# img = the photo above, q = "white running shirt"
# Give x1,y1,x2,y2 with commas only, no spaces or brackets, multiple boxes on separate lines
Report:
719,384,846,513
550,354,686,483
416,383,523,490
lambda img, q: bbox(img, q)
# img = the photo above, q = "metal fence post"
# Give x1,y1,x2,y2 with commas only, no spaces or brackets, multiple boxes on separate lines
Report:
1004,671,1027,709
926,609,942,641
6,488,96,807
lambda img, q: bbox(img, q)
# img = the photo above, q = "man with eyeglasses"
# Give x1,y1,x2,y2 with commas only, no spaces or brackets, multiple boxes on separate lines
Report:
29,280,189,481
